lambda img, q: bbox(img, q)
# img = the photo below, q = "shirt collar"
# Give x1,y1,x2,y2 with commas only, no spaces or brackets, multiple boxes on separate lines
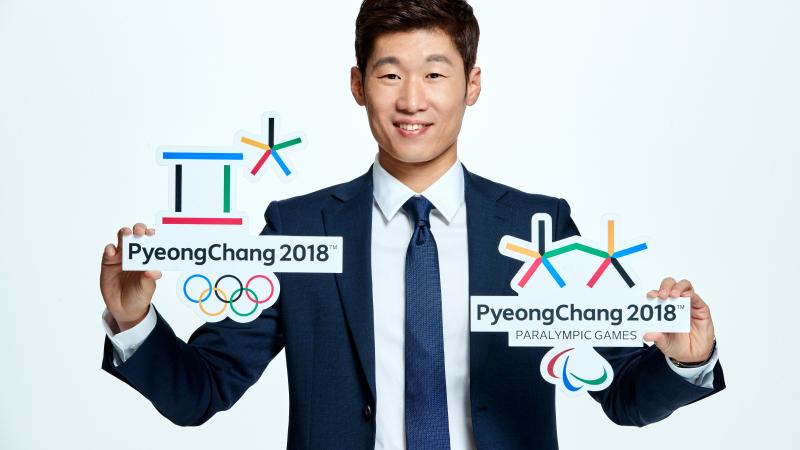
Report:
372,154,465,224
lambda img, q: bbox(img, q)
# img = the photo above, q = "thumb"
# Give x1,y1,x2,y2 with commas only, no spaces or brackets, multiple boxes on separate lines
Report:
101,243,120,265
643,332,668,349
142,270,162,281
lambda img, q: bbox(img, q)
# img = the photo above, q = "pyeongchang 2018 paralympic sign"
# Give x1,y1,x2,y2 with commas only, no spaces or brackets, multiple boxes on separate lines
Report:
470,213,690,395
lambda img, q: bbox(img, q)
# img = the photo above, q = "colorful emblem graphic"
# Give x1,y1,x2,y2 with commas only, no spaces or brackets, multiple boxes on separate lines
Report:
237,114,305,179
500,213,648,291
123,113,342,323
541,347,613,393
156,112,306,228
469,212,689,395
180,273,280,319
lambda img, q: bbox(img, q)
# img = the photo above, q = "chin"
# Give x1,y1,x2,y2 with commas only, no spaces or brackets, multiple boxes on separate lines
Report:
385,142,452,164
386,148,443,165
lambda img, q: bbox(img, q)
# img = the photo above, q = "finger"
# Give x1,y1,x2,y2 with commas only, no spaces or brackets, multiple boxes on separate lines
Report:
100,241,124,291
646,289,659,299
132,223,147,236
117,227,132,251
658,277,676,299
101,243,118,264
142,270,162,280
111,227,132,264
670,279,693,297
145,227,155,236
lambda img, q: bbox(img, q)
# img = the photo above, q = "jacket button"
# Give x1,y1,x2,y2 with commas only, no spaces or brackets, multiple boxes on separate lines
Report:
363,405,373,419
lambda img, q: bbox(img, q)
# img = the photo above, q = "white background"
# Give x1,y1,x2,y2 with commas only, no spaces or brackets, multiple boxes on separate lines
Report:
1,0,798,448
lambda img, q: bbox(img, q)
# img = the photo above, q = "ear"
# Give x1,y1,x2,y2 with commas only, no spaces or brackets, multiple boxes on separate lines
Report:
350,66,366,106
465,66,482,106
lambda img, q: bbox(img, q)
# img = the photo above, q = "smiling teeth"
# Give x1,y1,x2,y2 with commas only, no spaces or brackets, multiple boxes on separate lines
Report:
399,123,425,131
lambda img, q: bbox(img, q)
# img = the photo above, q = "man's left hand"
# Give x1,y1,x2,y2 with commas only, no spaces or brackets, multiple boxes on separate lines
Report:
643,277,716,364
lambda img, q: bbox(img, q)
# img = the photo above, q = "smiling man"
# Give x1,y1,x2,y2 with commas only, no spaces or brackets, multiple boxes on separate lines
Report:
352,24,479,193
99,1,725,449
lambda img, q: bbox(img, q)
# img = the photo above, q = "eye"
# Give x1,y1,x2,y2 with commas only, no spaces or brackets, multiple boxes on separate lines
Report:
378,74,401,80
427,73,445,79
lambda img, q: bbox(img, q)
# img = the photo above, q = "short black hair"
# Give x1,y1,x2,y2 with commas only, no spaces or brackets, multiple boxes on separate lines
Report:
355,0,480,80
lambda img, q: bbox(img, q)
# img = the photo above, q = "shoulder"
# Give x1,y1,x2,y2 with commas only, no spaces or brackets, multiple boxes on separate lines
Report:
278,168,370,209
465,168,571,214
262,168,371,232
465,168,580,238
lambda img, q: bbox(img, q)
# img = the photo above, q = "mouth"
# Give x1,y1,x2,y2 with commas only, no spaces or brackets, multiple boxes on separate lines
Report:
393,121,433,137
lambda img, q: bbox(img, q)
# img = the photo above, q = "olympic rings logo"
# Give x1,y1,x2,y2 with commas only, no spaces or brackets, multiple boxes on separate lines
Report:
182,273,277,318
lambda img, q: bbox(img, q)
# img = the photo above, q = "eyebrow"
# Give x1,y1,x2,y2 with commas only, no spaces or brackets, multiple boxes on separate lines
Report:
371,54,454,71
426,54,453,65
372,56,400,70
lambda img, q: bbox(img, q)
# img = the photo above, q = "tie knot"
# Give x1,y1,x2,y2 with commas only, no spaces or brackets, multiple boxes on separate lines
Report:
402,195,433,228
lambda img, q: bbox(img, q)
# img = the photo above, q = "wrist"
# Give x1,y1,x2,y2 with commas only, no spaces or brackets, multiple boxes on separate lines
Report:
669,339,716,368
115,307,150,333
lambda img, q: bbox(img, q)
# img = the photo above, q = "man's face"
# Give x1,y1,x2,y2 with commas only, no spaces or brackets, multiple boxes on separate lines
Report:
351,28,481,167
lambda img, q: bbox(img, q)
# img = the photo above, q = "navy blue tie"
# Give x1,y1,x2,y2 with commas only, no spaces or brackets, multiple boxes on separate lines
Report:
403,195,451,450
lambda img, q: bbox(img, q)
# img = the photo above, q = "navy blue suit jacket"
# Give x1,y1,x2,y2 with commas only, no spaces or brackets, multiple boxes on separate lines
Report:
102,166,725,449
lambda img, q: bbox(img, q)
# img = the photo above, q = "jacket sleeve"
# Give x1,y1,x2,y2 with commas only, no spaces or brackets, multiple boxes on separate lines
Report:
101,201,287,426
553,198,726,426
589,345,725,426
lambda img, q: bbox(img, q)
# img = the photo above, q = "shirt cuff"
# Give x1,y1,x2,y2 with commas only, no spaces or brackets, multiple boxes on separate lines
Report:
664,345,719,389
101,305,157,367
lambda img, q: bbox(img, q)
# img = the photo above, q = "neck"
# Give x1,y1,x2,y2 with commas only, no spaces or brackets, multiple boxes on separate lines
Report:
377,146,457,193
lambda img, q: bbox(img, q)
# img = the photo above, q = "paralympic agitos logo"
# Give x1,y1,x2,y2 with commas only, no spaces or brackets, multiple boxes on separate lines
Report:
541,347,613,393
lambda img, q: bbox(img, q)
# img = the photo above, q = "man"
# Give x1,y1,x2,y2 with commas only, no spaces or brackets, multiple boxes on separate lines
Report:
99,1,724,449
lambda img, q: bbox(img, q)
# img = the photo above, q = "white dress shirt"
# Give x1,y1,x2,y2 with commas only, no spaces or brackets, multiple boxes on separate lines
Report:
102,156,718,449
371,157,473,450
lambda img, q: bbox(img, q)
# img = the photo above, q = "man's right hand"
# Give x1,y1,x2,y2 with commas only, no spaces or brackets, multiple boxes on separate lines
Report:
100,223,162,332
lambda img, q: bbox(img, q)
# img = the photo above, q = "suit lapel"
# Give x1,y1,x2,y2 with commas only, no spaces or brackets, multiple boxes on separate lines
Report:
321,168,377,402
463,166,515,297
463,166,520,416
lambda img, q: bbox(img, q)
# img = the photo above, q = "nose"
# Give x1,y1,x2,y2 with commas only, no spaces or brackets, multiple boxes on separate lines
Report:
396,77,429,113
